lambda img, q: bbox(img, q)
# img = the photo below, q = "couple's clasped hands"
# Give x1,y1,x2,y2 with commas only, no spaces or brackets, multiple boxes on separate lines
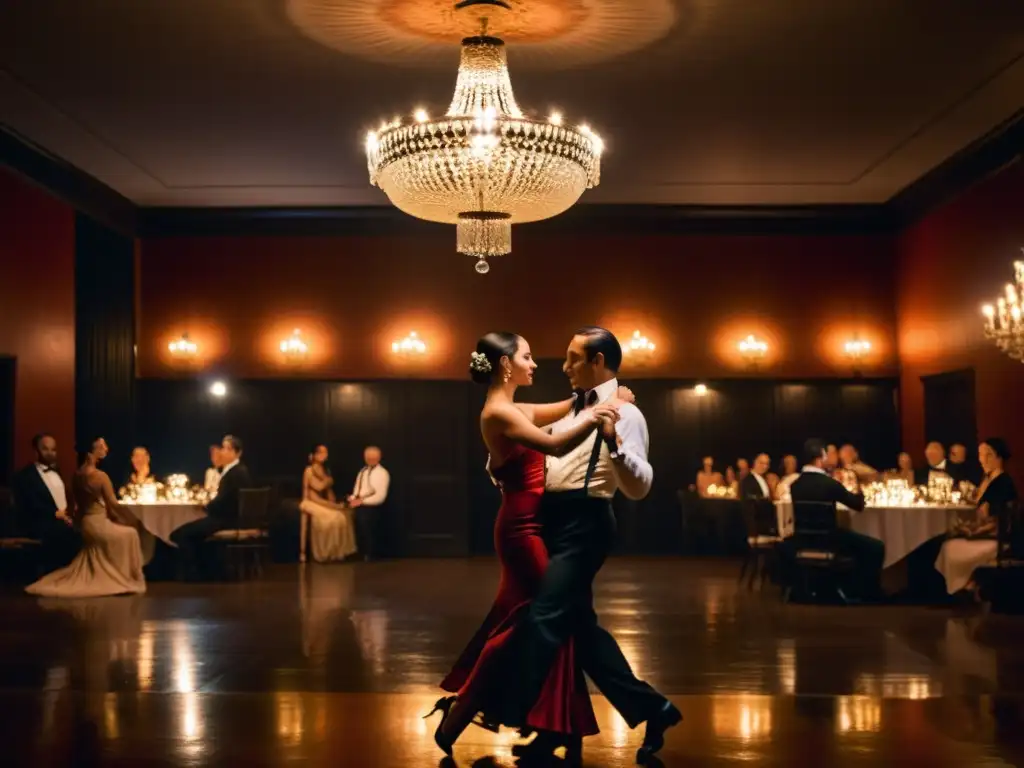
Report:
586,385,636,439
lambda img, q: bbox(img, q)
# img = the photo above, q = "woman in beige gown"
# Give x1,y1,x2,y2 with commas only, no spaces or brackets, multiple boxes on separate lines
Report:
299,444,357,563
26,437,146,597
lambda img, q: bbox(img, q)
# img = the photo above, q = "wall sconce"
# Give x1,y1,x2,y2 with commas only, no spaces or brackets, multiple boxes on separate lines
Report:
392,330,427,356
694,383,708,397
624,330,656,360
168,333,198,359
280,329,309,360
843,337,872,362
738,334,768,364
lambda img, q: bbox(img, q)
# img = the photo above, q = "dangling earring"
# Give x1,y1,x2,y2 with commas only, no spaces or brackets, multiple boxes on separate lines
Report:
503,367,511,384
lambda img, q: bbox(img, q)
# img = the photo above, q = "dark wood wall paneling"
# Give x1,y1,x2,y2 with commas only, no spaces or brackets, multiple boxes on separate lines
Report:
75,213,137,471
137,364,898,556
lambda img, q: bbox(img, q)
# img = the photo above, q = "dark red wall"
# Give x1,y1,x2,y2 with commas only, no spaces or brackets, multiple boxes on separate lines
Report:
0,168,76,478
138,231,899,380
896,160,1024,486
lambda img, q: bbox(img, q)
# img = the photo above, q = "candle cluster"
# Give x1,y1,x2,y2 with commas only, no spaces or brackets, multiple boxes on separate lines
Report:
705,483,737,499
120,474,211,505
861,478,971,508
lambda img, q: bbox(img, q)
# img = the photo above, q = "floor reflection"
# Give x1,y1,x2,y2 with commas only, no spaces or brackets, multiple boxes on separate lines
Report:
2,558,1024,765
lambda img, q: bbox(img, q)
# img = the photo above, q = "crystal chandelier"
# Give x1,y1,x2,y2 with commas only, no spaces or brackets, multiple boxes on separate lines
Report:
364,0,603,273
981,251,1024,362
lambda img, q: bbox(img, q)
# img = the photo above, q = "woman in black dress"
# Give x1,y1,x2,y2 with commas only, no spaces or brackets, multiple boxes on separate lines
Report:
935,437,1018,595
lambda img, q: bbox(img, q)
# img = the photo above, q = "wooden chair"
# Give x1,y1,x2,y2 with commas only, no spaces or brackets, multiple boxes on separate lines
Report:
783,499,855,604
0,487,45,583
207,487,272,579
739,498,781,591
978,501,1024,613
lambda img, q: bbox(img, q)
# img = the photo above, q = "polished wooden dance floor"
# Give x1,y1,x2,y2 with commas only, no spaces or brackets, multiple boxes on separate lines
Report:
4,558,1024,766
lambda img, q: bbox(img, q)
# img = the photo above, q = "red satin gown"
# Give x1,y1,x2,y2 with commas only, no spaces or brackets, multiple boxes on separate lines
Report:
440,444,598,735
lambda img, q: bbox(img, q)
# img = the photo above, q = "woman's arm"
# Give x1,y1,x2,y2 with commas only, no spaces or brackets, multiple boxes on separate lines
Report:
308,465,333,493
517,386,636,428
516,398,575,428
491,403,612,457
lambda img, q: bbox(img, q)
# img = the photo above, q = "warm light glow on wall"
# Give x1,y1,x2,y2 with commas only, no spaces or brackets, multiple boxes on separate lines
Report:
713,320,781,372
694,383,708,397
159,324,227,370
280,328,309,359
391,331,427,356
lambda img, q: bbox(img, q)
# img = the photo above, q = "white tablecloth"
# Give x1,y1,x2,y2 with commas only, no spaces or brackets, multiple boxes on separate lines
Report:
776,502,972,569
126,503,206,547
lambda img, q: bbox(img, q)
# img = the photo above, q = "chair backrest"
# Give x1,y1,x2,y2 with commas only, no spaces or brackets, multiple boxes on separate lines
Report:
792,499,838,551
0,487,13,538
996,500,1024,563
742,498,779,538
238,487,271,530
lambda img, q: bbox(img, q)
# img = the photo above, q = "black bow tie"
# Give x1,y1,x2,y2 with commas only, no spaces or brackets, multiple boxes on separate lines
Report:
572,389,599,415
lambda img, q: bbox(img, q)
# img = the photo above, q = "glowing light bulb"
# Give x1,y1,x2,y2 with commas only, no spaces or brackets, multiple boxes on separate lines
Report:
694,384,708,397
414,108,429,123
549,111,563,126
209,381,227,398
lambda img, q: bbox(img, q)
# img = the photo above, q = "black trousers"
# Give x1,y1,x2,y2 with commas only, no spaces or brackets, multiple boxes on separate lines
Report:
354,505,377,559
833,528,885,597
507,493,666,728
170,515,228,578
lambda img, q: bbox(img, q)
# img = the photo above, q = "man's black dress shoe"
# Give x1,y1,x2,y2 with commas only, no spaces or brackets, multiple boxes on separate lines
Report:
636,701,681,764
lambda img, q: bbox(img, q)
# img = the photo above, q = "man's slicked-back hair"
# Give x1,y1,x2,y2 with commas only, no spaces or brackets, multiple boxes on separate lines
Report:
574,326,622,373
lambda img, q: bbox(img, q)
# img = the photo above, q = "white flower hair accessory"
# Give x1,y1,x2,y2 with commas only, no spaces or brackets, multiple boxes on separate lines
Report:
470,351,492,373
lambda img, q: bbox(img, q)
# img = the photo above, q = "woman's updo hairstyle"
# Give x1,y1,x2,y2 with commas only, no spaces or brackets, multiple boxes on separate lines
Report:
469,332,519,385
983,437,1011,461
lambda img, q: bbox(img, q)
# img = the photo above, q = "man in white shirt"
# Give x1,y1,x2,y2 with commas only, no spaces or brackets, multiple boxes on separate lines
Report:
11,433,80,570
347,446,390,560
506,327,678,764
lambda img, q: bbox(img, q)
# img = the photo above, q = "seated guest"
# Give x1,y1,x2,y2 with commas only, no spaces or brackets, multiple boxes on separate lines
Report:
741,453,771,499
948,443,975,484
788,438,885,600
736,457,750,483
299,444,357,563
775,455,799,500
128,446,155,485
724,466,739,496
826,444,839,471
171,435,251,580
915,441,951,485
839,444,878,484
934,438,1018,597
348,446,390,561
26,437,146,597
204,444,223,494
886,452,916,484
11,433,80,570
696,456,724,498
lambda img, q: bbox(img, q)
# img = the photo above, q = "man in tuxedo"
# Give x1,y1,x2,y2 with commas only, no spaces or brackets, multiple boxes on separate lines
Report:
789,438,885,600
947,443,975,484
915,441,953,485
171,434,251,580
11,433,80,570
499,327,678,763
741,453,771,499
347,445,390,560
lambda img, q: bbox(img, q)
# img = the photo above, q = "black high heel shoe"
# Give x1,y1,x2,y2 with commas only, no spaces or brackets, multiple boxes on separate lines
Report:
424,696,458,757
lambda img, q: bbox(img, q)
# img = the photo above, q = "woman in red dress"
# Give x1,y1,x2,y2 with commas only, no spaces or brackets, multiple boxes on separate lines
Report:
426,332,628,761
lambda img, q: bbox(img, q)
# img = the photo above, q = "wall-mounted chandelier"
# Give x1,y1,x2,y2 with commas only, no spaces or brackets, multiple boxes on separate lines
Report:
364,0,603,274
981,252,1024,362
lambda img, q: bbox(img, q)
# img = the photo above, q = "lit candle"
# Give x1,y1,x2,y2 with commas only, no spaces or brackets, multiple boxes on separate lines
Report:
998,298,1009,329
982,304,995,331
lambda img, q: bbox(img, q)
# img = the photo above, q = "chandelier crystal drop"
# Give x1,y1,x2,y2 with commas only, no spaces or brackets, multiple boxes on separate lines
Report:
981,251,1024,362
365,1,603,272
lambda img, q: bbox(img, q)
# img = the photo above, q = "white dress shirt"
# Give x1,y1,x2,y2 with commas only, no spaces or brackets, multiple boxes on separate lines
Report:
752,471,770,497
36,463,67,511
353,464,390,507
204,467,221,493
545,377,653,500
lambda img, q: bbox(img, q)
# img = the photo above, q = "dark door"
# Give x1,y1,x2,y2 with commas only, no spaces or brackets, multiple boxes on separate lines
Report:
922,369,978,450
0,356,13,486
